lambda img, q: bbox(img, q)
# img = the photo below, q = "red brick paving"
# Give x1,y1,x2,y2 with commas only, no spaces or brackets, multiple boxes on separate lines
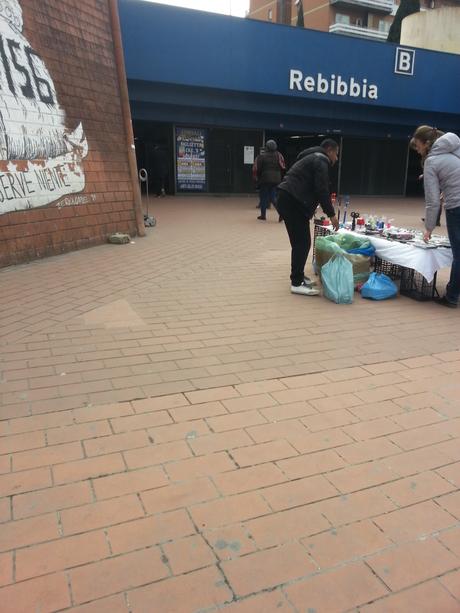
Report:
0,197,459,611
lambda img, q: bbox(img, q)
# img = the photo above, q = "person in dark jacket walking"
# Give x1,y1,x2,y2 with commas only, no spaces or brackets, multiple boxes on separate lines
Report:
254,140,286,220
276,139,340,296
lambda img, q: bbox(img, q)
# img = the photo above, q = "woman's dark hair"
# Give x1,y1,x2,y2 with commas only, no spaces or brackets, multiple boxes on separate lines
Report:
412,125,444,151
411,125,445,166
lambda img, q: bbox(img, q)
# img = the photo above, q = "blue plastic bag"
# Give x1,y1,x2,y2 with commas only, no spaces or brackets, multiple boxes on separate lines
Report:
321,254,354,304
347,245,376,257
361,272,398,300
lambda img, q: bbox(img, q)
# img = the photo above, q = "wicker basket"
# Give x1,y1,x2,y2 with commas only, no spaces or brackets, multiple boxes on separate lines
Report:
373,256,402,280
313,221,332,259
399,267,438,301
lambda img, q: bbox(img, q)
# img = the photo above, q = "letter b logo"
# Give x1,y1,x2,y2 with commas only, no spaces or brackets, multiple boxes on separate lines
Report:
395,48,415,75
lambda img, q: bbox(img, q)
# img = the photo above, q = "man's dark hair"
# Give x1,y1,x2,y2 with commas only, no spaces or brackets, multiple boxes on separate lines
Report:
320,139,339,151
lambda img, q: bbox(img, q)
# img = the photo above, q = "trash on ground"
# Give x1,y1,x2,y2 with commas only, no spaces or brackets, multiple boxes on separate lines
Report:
108,233,131,244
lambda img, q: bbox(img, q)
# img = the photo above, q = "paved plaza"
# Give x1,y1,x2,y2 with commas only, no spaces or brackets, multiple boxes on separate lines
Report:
0,196,459,612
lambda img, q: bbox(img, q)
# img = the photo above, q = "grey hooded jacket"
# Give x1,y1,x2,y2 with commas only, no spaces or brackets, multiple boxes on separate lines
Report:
423,132,460,232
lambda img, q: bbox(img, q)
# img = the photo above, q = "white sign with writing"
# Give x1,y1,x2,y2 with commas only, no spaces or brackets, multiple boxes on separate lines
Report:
0,0,88,215
395,47,415,76
244,146,254,165
289,69,378,100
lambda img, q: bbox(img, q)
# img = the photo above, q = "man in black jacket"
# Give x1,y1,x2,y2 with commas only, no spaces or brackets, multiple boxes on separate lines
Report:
276,139,340,296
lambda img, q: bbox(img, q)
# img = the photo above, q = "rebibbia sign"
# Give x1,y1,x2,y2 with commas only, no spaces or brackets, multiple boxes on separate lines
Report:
289,69,378,100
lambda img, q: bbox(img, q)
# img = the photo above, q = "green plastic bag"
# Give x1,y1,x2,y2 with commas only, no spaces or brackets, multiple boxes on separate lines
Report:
330,233,373,252
315,234,371,284
321,254,354,304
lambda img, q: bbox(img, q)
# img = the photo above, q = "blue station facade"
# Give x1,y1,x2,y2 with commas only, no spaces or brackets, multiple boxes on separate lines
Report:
119,0,460,197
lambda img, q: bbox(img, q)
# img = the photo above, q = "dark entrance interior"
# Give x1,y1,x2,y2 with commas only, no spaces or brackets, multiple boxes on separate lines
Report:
133,121,174,196
267,131,409,196
207,128,263,193
265,133,326,169
405,148,424,197
133,121,411,197
340,137,408,196
266,132,340,193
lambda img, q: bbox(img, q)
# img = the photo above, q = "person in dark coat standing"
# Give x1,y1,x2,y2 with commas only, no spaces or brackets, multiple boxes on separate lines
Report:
254,140,285,220
276,139,340,296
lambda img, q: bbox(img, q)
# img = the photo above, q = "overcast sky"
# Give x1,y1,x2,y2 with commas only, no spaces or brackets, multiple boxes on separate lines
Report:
143,0,250,17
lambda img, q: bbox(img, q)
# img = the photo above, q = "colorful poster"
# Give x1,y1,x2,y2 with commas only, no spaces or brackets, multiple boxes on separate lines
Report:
176,127,206,192
0,0,88,215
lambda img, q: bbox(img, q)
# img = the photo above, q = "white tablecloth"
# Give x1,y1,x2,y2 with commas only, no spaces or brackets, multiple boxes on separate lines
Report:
338,230,453,283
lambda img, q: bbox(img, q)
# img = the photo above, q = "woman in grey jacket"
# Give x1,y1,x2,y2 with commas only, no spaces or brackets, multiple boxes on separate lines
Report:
412,125,460,308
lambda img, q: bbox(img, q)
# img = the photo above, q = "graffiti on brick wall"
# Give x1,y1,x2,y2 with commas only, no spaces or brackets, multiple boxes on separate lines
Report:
57,194,97,209
0,0,88,215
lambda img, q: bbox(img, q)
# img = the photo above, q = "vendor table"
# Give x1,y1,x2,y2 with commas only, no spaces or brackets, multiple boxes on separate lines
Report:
314,225,453,301
361,234,452,284
337,229,452,284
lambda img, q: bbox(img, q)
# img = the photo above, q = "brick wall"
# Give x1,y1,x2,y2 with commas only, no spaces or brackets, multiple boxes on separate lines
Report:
249,0,293,24
248,0,278,21
0,0,139,267
302,1,332,31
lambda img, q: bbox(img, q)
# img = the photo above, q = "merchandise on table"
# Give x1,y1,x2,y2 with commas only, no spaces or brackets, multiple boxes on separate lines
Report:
383,228,415,241
343,217,451,250
312,214,452,297
425,236,451,248
411,240,439,249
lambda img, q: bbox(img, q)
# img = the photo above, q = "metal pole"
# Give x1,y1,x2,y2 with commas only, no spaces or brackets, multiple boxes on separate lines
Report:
108,0,145,237
403,139,410,196
139,168,149,217
173,125,178,195
337,135,344,196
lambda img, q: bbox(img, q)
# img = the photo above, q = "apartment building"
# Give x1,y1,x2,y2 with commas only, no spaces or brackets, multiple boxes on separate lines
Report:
248,0,457,42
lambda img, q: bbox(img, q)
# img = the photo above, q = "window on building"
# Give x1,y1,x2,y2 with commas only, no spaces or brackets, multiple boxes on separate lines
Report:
378,19,391,32
335,13,351,24
268,8,273,20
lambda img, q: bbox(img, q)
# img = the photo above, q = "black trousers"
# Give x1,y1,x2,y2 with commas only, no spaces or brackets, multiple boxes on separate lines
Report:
276,190,311,286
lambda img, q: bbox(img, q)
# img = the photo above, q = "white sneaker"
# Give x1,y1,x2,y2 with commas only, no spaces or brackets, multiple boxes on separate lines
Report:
304,276,318,287
291,282,320,296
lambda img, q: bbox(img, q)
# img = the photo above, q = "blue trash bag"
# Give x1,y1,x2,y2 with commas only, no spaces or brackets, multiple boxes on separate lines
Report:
347,244,376,257
321,254,354,304
361,272,398,300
